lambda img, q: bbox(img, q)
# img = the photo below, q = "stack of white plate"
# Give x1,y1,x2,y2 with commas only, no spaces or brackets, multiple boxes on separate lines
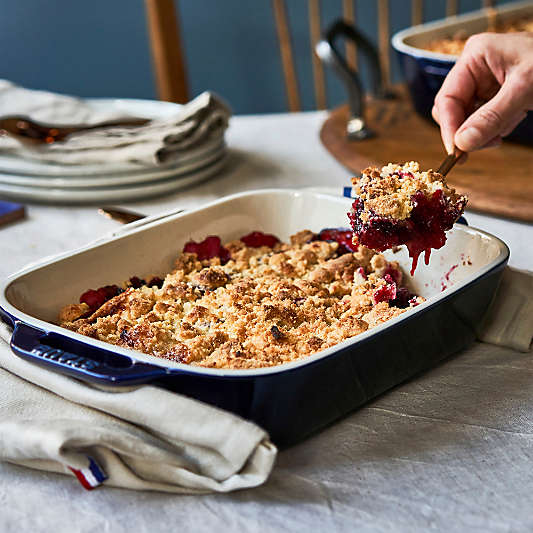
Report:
0,98,228,204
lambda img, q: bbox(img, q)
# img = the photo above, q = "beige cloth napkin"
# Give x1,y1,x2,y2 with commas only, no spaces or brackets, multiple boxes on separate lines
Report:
0,80,230,166
0,321,276,493
478,268,533,352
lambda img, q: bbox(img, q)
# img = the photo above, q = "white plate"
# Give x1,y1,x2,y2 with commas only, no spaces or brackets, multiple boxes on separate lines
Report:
0,136,225,177
0,153,228,204
0,98,224,177
0,143,225,189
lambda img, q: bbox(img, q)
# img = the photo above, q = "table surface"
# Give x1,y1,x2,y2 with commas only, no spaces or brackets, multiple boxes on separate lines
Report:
1,111,532,533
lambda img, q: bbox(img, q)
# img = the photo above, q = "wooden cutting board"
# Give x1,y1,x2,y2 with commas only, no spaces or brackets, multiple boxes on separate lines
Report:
320,90,533,222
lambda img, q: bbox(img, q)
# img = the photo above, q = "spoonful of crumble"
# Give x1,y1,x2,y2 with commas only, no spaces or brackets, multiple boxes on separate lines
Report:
348,160,467,275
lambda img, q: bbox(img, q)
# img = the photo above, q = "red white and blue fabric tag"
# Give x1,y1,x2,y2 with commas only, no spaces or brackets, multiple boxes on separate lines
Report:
69,456,107,490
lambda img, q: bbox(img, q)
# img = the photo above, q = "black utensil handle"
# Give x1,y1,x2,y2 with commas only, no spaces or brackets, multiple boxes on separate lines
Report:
317,20,389,115
327,20,385,95
9,321,168,385
317,20,394,140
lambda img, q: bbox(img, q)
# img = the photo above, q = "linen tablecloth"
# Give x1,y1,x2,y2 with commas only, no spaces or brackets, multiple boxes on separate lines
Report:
1,111,533,532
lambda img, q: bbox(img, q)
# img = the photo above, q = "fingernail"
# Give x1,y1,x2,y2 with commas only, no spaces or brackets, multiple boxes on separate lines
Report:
455,127,483,151
444,140,454,155
442,133,454,154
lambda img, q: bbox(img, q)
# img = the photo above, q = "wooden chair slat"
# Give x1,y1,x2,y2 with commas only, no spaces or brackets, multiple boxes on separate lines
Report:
309,0,327,110
272,0,302,112
378,0,391,90
144,0,189,103
342,0,358,70
411,0,423,25
446,0,458,16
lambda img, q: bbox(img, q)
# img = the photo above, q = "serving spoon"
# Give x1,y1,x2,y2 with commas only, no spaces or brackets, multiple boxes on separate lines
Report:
98,206,148,224
436,148,465,177
0,115,150,145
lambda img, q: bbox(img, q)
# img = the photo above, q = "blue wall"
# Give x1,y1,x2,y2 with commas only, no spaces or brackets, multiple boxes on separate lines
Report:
0,0,516,114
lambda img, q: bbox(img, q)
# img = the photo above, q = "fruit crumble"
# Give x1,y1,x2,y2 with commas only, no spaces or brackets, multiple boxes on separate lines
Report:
58,229,423,370
424,16,533,56
349,161,467,274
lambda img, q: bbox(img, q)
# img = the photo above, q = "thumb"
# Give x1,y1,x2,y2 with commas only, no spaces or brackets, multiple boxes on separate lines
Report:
455,74,528,152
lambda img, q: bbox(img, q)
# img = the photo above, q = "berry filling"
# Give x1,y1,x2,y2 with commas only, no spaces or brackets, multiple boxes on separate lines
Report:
183,236,230,264
147,276,164,288
128,276,164,289
128,276,145,289
382,266,402,285
373,274,415,309
350,189,464,275
390,287,415,309
80,285,121,312
373,282,396,304
240,231,280,248
317,228,359,254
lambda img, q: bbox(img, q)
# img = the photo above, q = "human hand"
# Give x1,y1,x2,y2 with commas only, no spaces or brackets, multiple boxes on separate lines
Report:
432,32,533,153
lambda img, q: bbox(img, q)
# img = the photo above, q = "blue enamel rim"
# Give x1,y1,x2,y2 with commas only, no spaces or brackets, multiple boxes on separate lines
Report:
0,190,510,384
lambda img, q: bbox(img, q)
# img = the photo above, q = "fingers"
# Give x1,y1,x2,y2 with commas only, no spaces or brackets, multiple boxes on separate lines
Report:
454,74,530,151
433,33,533,153
480,135,502,149
500,111,528,137
432,53,478,154
432,96,466,154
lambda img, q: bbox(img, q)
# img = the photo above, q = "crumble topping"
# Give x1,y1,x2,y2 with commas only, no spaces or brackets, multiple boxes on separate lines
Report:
353,162,464,223
59,230,423,370
424,16,533,56
349,161,467,275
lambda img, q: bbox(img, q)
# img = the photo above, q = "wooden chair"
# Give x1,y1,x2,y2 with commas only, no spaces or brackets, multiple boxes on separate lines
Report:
144,0,189,103
143,0,495,108
271,0,495,112
143,0,531,222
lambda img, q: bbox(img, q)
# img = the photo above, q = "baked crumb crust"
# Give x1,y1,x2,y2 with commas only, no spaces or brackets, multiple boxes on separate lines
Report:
59,231,423,370
352,161,465,223
424,18,533,55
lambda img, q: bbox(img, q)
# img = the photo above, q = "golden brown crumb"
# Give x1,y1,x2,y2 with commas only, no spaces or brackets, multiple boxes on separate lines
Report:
290,230,315,246
59,231,423,370
58,303,90,323
352,161,465,222
424,17,533,55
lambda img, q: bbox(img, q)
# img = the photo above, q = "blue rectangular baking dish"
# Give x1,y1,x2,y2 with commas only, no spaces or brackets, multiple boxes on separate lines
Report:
392,0,533,145
0,190,509,447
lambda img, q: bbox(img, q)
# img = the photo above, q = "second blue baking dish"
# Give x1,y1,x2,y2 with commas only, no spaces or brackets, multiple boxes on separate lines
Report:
392,0,533,145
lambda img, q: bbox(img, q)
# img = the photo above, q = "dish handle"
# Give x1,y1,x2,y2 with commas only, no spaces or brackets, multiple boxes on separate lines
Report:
9,321,168,385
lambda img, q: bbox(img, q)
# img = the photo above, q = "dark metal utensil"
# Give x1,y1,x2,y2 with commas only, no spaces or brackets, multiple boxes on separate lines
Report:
316,20,395,141
98,207,147,224
437,148,465,177
0,115,150,145
98,206,186,226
